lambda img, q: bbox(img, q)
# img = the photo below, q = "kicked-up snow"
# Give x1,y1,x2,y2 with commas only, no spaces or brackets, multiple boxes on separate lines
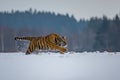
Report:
0,52,120,80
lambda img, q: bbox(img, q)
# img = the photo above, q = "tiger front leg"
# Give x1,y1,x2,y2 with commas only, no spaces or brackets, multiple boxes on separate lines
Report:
51,45,67,54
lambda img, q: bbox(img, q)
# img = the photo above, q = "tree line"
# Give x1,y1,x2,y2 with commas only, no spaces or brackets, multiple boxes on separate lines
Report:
0,9,120,52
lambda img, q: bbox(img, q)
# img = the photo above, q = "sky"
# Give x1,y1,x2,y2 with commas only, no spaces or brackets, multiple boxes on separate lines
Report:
0,0,120,20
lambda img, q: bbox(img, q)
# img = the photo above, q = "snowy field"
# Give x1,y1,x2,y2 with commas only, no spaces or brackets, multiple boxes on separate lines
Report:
0,52,120,80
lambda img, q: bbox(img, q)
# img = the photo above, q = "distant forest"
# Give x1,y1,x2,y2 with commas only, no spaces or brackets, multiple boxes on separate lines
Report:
0,9,120,52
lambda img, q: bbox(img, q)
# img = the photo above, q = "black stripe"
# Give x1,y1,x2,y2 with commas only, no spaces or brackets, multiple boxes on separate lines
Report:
42,37,46,49
45,36,49,49
40,38,44,49
38,40,41,49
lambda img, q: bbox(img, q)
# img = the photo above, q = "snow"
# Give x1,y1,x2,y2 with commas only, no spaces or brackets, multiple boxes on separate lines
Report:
0,52,120,80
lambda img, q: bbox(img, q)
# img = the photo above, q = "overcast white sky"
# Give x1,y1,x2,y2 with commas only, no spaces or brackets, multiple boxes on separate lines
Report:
0,0,120,20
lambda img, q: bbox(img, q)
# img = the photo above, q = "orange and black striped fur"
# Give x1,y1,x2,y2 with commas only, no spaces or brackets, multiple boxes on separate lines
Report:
15,33,67,55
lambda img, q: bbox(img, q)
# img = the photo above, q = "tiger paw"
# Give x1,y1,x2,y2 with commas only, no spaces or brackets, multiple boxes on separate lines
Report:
63,48,67,52
60,48,67,54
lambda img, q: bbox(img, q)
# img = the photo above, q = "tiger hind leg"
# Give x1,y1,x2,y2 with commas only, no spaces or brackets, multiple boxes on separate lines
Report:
26,42,36,55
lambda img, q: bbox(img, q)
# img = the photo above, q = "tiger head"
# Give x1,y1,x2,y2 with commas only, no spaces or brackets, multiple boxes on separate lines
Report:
48,33,67,47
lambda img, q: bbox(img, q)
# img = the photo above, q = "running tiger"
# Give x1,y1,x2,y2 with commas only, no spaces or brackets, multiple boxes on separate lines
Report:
15,33,67,55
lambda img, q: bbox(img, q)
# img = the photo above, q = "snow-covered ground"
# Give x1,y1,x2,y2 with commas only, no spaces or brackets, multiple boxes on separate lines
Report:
0,52,120,80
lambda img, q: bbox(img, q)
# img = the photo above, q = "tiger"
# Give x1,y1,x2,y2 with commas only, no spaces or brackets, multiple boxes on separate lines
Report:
15,33,67,55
